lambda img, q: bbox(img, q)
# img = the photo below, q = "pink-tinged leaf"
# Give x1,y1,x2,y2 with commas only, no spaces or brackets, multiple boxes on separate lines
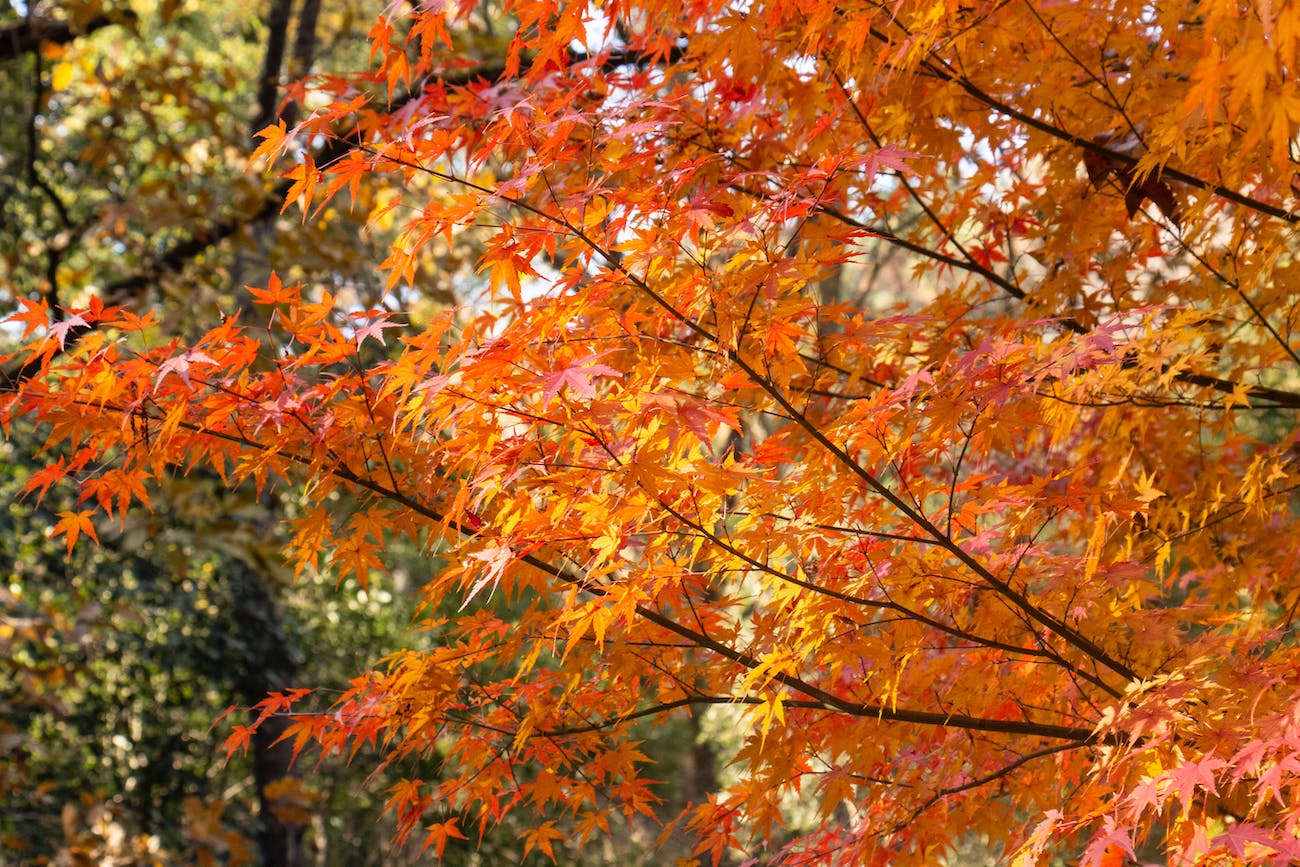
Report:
1079,818,1135,867
461,545,515,608
1214,821,1300,860
607,119,661,141
1124,777,1162,820
536,355,623,404
1256,754,1300,807
47,312,91,348
1165,756,1224,812
860,144,920,181
154,350,217,392
1230,739,1270,778
351,313,404,348
1023,810,1066,858
676,399,736,447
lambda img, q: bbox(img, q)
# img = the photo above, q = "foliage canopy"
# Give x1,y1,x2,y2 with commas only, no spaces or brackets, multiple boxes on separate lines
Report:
10,0,1300,863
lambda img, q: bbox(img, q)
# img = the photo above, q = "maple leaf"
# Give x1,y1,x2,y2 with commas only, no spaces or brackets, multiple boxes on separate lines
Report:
461,544,515,609
247,272,301,306
1214,822,1300,860
21,458,67,504
1124,777,1163,820
421,818,467,858
535,355,623,404
250,119,288,164
274,716,323,763
860,144,919,181
1165,756,1224,815
350,313,404,348
51,509,98,556
222,724,255,757
47,311,91,348
153,349,217,392
521,821,565,861
7,297,50,339
281,155,319,219
1079,819,1136,867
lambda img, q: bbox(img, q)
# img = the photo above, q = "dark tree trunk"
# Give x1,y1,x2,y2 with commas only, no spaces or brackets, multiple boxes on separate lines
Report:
279,0,321,127
235,567,305,867
251,714,304,867
252,0,295,137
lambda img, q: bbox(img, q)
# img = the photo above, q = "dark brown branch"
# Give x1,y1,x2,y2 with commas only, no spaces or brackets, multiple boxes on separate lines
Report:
722,347,1138,687
732,171,1300,410
888,741,1083,836
48,391,1112,747
806,187,1300,410
870,26,1299,224
652,490,1092,672
327,458,1114,743
538,695,1104,743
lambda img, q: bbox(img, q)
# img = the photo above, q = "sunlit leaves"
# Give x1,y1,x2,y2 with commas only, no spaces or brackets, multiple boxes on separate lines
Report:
10,0,1300,863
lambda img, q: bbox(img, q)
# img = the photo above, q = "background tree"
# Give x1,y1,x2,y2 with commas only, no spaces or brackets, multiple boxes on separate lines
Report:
11,0,1300,864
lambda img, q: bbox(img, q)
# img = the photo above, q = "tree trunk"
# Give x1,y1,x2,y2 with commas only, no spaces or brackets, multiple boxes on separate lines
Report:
235,561,304,867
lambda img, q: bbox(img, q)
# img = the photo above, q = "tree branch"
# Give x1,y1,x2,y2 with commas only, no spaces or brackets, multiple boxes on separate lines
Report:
0,42,684,391
536,695,1103,743
43,393,1114,747
869,25,1299,224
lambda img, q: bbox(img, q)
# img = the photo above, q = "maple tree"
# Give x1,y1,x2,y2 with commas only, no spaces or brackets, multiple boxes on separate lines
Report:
9,0,1300,863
